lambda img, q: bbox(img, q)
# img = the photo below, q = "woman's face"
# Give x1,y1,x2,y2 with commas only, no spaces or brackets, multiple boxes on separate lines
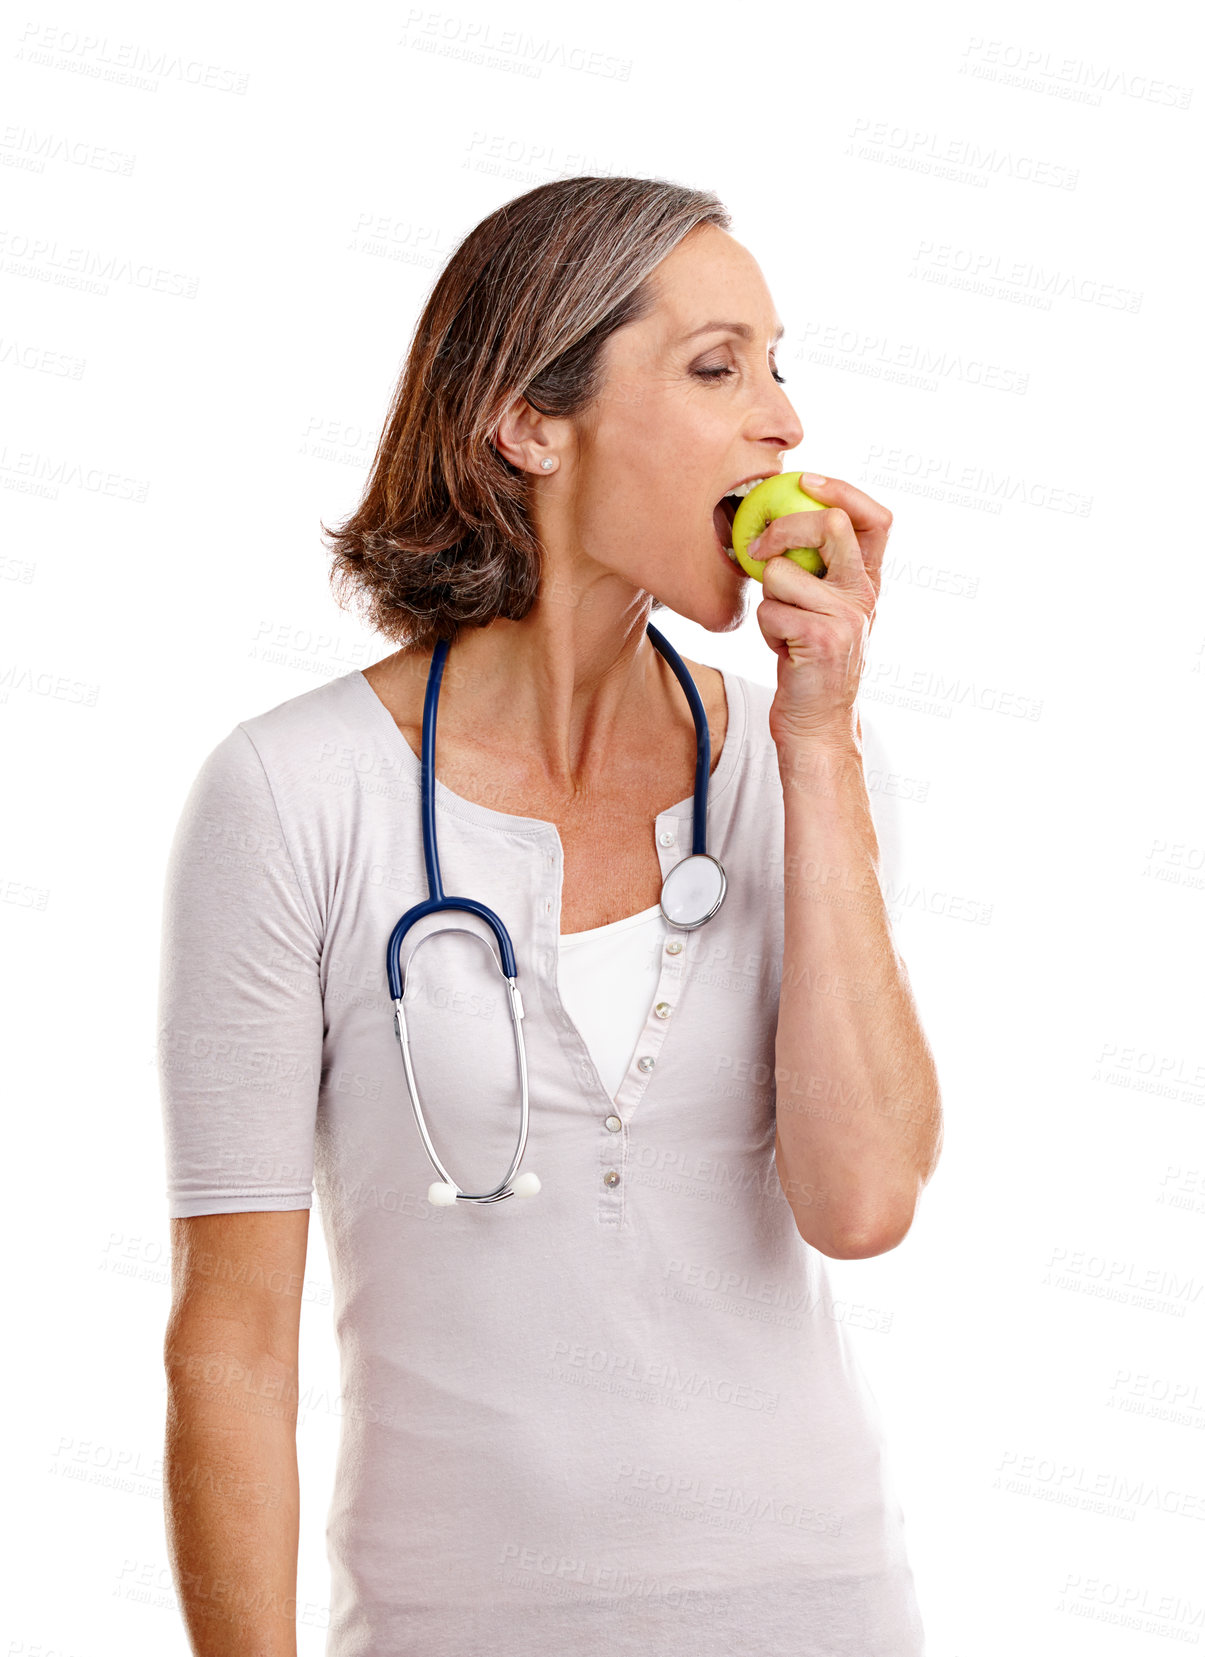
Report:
548,221,805,633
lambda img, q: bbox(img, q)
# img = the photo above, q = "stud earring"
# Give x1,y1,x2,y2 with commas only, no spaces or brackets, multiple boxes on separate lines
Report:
540,457,555,471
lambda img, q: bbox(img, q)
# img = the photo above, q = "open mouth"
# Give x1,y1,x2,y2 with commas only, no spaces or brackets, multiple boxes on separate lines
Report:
712,476,774,565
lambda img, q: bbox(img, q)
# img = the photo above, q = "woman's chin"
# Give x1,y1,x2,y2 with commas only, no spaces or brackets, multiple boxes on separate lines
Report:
655,559,749,633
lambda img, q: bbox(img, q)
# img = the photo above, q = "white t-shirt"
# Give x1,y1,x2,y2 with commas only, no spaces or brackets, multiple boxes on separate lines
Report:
557,904,667,1102
157,663,924,1655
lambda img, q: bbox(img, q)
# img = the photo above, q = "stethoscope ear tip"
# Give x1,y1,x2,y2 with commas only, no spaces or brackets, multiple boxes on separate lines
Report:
427,1172,541,1205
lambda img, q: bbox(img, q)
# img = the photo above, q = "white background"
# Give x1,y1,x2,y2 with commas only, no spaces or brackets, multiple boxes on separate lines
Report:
2,1,1203,1652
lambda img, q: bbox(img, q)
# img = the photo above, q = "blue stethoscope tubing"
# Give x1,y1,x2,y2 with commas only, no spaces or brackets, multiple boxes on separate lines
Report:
386,620,726,1207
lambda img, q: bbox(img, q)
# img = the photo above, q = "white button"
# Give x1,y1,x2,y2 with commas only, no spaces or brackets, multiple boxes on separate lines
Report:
637,1055,655,1073
665,939,683,955
654,1002,671,1019
658,830,676,848
605,1114,622,1132
603,1170,620,1188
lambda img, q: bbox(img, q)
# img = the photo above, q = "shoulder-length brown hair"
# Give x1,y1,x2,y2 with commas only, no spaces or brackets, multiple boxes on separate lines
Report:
321,175,730,654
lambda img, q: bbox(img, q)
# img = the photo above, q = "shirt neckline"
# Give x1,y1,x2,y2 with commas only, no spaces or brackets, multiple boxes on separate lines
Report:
558,902,664,947
346,657,746,838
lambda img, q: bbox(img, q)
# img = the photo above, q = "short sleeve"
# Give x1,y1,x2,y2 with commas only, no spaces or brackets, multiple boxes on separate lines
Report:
157,725,324,1218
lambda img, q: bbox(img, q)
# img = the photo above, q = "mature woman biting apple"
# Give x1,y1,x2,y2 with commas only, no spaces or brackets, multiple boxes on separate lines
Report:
178,176,948,1657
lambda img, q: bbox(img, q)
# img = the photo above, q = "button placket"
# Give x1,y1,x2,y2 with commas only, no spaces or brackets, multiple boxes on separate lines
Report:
599,814,692,1228
600,808,692,1226
607,893,684,1124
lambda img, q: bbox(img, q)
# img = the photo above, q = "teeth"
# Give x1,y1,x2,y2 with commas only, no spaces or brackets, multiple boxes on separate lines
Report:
727,475,774,499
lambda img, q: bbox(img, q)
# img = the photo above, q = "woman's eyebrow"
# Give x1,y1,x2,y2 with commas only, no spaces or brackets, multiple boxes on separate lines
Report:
679,320,786,343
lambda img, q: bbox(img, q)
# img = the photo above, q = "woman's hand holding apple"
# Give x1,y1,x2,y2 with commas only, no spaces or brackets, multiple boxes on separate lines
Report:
753,473,890,752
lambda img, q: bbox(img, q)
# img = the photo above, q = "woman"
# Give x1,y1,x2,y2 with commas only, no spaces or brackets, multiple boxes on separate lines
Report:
159,175,942,1655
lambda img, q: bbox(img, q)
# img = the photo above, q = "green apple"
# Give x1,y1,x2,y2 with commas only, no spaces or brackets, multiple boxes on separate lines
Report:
730,472,827,581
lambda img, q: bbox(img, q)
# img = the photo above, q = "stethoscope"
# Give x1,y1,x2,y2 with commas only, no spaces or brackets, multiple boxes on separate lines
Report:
386,620,726,1209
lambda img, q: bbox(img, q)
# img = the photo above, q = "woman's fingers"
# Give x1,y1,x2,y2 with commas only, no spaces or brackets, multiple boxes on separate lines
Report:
752,478,887,744
754,504,876,606
753,474,892,600
750,473,892,742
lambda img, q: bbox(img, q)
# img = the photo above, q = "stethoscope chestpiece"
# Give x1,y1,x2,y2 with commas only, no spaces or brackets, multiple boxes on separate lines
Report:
659,852,727,931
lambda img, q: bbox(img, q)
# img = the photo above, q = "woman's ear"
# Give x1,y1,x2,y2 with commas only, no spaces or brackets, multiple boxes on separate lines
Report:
494,395,563,476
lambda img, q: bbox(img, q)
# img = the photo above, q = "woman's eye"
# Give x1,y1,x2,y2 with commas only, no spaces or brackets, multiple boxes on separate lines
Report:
694,365,788,385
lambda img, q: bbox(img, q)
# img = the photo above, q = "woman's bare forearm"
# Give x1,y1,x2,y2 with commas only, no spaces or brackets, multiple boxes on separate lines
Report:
163,1325,301,1655
772,736,942,1256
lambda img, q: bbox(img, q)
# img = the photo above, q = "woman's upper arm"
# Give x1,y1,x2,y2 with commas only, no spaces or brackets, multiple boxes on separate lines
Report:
166,1208,311,1365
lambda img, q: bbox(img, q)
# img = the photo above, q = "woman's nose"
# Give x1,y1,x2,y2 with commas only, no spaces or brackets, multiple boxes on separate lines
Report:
759,391,804,454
